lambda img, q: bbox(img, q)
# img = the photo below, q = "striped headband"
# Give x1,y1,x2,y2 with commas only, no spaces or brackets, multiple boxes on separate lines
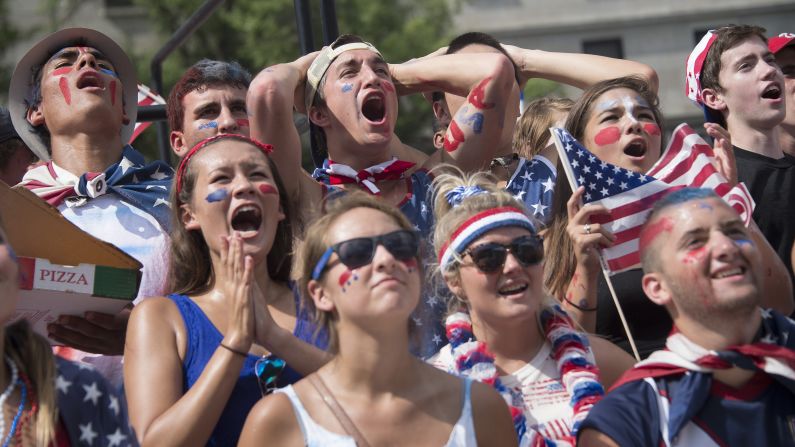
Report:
175,133,273,196
439,206,536,271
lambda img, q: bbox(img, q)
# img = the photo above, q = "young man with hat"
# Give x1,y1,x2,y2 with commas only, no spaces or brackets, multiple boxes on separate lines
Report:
769,33,795,157
686,25,795,298
9,28,173,364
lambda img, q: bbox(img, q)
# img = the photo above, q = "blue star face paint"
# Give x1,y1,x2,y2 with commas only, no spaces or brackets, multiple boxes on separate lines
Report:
342,83,353,93
198,121,219,131
205,189,228,203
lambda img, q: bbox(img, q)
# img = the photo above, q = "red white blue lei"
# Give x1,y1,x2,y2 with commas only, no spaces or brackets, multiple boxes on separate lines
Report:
444,304,605,446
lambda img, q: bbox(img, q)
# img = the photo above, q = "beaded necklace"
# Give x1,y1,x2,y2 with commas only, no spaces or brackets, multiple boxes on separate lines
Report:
0,357,18,445
445,304,605,446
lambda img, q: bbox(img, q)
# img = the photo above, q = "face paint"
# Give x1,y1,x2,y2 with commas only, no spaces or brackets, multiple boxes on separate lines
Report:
205,189,228,203
403,257,417,273
236,119,250,128
198,121,219,131
639,216,673,251
59,77,71,105
593,126,620,146
736,239,754,247
643,123,661,136
467,76,496,110
464,112,484,134
338,269,359,292
98,68,117,78
341,83,353,93
52,67,72,76
109,80,117,106
382,81,395,93
683,245,708,264
621,96,639,125
443,120,466,153
258,184,278,195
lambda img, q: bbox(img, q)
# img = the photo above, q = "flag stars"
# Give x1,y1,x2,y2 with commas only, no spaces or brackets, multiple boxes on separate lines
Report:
153,197,170,208
532,202,548,216
600,161,609,170
106,428,127,447
83,382,103,406
521,171,534,182
588,182,597,191
619,182,628,190
585,192,592,201
109,394,120,416
582,165,591,174
118,157,134,175
594,171,603,180
79,422,98,445
600,187,609,197
606,178,615,186
150,168,168,180
542,177,555,193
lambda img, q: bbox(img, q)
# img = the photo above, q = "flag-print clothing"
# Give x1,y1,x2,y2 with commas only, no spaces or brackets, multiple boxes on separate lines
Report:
320,169,446,358
169,288,327,447
581,309,795,446
430,341,576,443
56,357,136,447
504,155,556,227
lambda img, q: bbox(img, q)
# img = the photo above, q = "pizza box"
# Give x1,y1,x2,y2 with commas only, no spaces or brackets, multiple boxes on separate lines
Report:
0,181,141,343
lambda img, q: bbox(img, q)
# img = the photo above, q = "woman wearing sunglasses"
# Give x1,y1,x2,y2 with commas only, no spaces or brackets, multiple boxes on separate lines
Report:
428,167,633,446
124,134,328,447
239,193,517,446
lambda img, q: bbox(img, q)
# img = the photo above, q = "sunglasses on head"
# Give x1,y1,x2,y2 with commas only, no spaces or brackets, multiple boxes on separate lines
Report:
255,354,287,396
462,234,544,273
312,229,420,280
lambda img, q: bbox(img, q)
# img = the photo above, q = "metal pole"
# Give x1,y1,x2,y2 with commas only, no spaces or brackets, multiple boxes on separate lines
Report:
150,0,225,164
293,0,314,55
320,0,339,45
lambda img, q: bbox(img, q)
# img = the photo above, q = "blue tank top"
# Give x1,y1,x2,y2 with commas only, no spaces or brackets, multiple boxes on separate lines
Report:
168,284,327,447
504,156,557,226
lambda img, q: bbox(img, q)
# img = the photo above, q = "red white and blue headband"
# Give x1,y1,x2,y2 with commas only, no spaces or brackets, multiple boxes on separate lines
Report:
438,206,537,271
175,133,273,196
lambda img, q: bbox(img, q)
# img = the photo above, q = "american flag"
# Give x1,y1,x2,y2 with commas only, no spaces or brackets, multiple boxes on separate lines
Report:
131,84,166,143
552,124,755,275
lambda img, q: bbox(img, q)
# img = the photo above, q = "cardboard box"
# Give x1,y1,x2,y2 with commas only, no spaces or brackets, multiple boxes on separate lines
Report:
0,181,141,343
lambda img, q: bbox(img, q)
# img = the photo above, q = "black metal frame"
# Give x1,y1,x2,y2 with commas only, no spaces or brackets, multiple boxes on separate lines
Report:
137,0,338,166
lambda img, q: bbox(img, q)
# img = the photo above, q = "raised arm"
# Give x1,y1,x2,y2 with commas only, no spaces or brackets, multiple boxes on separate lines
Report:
247,52,319,202
503,45,659,93
390,52,516,171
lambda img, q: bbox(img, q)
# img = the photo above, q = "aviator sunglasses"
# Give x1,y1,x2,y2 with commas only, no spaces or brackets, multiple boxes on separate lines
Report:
463,234,544,273
311,229,420,280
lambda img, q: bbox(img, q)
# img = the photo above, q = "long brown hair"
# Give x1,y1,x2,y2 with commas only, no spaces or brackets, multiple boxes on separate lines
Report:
166,134,294,295
544,77,662,298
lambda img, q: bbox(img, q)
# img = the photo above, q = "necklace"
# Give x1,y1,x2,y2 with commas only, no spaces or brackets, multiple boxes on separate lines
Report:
3,376,26,447
0,357,19,445
444,304,605,446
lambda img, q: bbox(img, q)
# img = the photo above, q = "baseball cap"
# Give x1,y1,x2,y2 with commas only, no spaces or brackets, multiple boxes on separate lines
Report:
685,30,724,123
769,32,795,54
8,28,138,161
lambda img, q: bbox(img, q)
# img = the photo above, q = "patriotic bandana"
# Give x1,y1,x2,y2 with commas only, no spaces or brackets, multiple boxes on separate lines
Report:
444,305,605,446
611,308,795,442
438,206,536,271
311,157,415,195
21,145,173,230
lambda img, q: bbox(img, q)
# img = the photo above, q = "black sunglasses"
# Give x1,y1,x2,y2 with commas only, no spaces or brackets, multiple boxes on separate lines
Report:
312,229,420,280
463,235,544,273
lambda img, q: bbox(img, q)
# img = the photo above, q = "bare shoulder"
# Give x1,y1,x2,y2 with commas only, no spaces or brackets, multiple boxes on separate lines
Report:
588,335,635,389
129,296,183,331
239,392,303,447
578,428,621,447
470,380,519,447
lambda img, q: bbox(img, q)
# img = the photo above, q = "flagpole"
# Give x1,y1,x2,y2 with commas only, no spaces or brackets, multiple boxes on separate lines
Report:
550,127,641,362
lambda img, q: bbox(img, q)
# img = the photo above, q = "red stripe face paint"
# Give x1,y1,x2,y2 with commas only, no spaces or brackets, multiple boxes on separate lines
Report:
639,216,673,252
444,120,466,153
109,80,117,106
236,119,250,128
643,123,661,136
52,67,72,76
338,270,352,288
403,257,417,273
593,126,620,146
382,81,395,93
467,76,496,110
683,245,708,264
59,77,71,105
258,184,278,195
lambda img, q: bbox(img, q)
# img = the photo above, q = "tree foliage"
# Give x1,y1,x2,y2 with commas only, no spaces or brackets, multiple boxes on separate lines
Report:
132,0,456,163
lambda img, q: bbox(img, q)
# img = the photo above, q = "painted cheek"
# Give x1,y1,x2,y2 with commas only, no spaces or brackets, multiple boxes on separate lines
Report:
338,269,360,292
58,77,71,105
236,119,250,128
683,246,708,264
52,67,72,76
593,126,620,146
98,68,117,78
109,80,117,106
341,83,353,93
258,184,278,195
382,81,395,93
198,121,219,131
639,217,673,252
205,189,228,203
467,76,496,110
403,257,418,273
643,123,661,136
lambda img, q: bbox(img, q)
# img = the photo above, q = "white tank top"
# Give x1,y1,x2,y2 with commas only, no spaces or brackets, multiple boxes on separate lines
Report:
276,378,477,446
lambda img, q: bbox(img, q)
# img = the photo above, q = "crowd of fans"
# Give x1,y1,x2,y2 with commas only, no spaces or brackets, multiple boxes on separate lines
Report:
0,22,794,446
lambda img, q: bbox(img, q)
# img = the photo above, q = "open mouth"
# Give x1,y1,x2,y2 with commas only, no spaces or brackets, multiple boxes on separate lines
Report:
623,140,647,158
762,84,782,100
497,282,528,296
711,266,746,279
231,205,262,233
76,71,104,89
361,92,386,123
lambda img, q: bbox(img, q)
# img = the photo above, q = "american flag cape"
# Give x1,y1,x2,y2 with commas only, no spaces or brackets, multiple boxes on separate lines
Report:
551,124,755,275
131,84,166,143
